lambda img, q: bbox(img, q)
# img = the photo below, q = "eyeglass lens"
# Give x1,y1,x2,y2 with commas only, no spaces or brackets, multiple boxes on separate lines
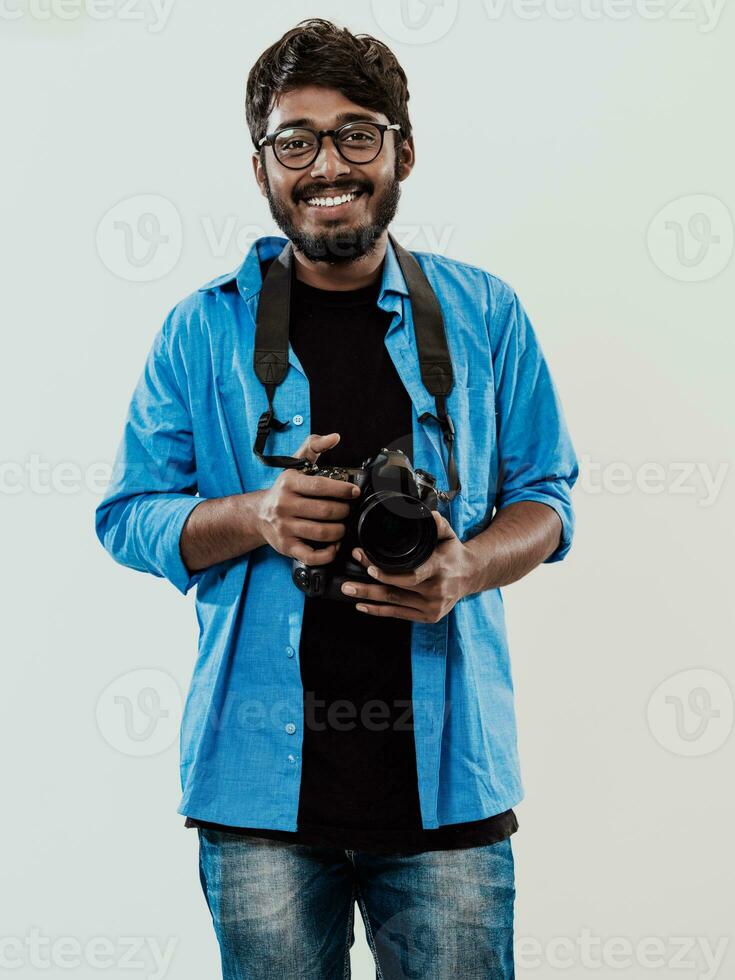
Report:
273,122,383,166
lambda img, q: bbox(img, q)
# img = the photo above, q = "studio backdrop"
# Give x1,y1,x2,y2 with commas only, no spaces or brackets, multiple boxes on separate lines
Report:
2,2,733,978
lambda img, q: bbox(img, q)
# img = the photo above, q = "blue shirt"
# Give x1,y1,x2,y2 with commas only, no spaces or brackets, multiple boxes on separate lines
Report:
95,234,578,830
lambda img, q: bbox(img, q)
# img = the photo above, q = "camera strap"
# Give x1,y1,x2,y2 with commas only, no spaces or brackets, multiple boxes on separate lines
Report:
252,233,461,500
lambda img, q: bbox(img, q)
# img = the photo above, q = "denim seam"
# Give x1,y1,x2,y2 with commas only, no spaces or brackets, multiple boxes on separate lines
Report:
196,829,214,922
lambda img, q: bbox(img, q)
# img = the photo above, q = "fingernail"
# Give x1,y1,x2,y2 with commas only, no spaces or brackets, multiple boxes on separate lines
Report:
367,566,378,578
356,604,368,612
352,486,360,497
342,584,357,595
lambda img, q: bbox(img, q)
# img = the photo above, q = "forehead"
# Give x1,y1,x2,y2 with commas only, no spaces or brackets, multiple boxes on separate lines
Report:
267,85,388,131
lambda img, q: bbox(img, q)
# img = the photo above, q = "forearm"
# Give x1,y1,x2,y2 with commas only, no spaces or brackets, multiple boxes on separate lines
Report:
180,490,268,573
463,500,563,595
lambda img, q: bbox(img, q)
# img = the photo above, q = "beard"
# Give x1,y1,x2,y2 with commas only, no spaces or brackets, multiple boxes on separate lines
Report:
262,156,402,265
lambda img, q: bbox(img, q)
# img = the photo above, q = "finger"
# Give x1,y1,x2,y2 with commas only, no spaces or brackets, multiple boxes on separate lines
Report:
292,496,352,522
434,509,456,540
341,580,424,604
293,431,340,464
289,540,340,566
354,601,426,622
352,543,440,584
291,472,360,501
351,547,369,567
290,519,346,543
362,562,433,588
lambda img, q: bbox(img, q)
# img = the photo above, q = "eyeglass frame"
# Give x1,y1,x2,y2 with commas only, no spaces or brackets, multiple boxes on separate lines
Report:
257,120,402,170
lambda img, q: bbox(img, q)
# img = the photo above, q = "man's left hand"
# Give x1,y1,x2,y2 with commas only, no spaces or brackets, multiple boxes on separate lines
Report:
341,510,478,622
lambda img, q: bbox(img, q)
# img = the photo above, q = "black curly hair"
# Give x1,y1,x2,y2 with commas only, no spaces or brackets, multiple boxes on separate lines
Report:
246,18,412,153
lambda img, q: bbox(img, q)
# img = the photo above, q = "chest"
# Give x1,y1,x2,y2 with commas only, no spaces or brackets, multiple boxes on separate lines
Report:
189,298,499,531
289,300,412,466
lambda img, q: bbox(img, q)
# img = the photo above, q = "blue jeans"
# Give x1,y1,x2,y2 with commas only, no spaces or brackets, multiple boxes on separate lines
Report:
197,828,516,979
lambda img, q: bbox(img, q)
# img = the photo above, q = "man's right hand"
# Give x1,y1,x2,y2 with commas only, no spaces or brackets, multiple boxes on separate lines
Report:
256,432,361,566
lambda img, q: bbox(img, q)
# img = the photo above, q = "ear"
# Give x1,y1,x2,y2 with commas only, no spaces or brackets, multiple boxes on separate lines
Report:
252,151,267,198
397,135,415,182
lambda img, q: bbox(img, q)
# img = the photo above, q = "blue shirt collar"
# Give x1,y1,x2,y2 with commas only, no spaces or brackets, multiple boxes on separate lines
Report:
200,234,410,304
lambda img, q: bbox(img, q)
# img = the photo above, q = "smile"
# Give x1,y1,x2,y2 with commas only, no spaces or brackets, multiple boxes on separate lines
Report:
303,190,365,209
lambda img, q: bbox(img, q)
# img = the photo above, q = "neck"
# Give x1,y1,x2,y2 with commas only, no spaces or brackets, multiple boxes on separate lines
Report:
291,231,388,290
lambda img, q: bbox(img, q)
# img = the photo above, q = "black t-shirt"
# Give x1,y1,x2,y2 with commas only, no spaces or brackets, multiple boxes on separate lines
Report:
185,259,518,854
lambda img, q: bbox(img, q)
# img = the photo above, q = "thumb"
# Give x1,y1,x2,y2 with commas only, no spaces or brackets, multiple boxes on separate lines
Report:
434,509,456,540
294,431,340,464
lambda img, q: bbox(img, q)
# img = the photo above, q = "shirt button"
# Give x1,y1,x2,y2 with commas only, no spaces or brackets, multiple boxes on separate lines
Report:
292,414,304,426
285,646,295,658
288,754,296,764
285,723,296,735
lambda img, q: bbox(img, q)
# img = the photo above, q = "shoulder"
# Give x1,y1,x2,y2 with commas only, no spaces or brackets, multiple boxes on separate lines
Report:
159,267,242,359
409,247,517,328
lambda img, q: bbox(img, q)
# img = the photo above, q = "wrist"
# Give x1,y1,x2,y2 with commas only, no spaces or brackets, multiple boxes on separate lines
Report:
233,490,268,553
460,540,484,598
462,535,505,596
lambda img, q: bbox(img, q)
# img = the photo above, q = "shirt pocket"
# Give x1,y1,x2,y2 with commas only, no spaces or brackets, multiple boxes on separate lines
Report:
213,371,306,494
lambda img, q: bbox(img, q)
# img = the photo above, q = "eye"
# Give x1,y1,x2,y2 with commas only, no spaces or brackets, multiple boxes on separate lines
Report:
281,138,309,151
274,129,317,156
341,129,378,144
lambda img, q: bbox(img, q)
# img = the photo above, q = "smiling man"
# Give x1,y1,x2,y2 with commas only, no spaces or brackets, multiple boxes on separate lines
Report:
95,17,578,980
257,96,403,275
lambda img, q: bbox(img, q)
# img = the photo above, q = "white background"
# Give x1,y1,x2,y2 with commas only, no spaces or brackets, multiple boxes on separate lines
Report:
2,0,733,977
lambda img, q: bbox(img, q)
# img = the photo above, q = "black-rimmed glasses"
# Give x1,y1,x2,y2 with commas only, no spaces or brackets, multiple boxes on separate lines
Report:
258,120,402,170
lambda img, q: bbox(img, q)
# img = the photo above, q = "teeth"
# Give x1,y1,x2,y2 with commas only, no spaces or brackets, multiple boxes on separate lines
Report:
306,192,359,208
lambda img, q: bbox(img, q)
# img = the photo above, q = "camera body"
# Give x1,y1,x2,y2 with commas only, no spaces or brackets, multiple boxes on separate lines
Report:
291,448,441,601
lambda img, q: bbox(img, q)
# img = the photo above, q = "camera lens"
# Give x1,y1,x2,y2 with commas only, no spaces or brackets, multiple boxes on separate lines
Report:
357,492,437,571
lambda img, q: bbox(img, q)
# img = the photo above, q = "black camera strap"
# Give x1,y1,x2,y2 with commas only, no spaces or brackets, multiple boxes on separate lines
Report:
252,233,461,500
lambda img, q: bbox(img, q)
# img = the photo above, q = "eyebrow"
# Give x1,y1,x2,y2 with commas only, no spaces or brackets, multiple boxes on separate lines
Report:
271,111,382,132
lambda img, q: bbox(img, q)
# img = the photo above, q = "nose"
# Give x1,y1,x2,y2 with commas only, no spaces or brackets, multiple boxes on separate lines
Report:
309,134,351,182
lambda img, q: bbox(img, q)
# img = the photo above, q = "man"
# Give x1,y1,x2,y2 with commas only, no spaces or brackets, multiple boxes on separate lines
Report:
95,17,578,980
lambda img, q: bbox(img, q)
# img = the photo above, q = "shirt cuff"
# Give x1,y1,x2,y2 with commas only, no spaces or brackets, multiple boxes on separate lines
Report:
496,490,574,564
167,496,209,595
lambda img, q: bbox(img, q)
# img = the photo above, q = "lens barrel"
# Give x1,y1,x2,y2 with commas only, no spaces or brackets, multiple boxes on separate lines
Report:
357,491,437,571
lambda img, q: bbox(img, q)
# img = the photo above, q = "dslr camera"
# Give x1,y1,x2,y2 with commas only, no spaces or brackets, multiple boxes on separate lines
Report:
291,448,441,602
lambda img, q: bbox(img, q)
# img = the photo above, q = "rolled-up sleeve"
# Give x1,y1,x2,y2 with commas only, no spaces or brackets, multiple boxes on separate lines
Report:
490,289,578,563
95,314,207,594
